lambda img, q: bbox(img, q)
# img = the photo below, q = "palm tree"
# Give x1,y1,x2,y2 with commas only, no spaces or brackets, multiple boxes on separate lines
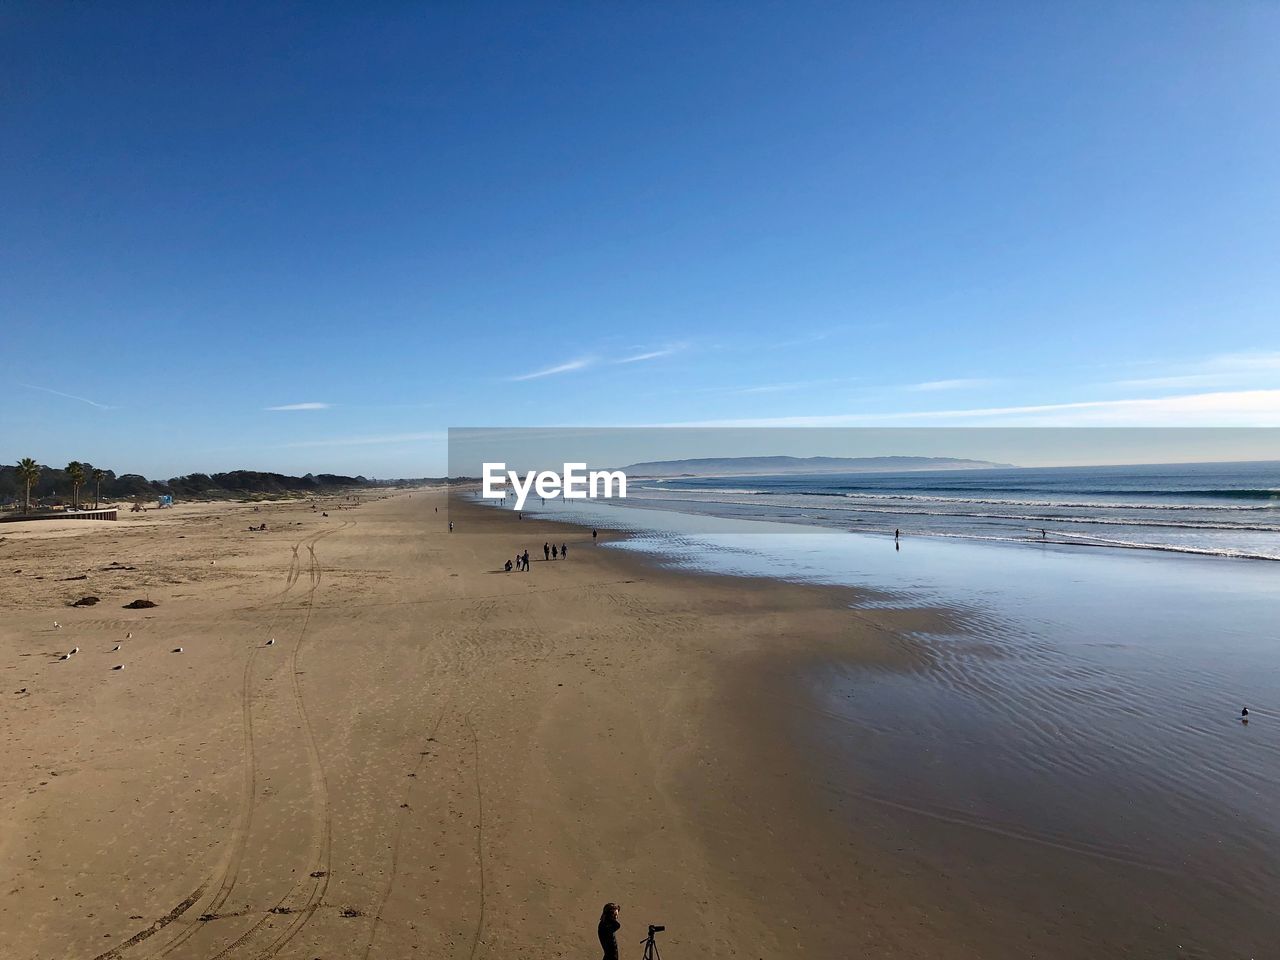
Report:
91,468,106,508
16,458,40,514
66,461,86,510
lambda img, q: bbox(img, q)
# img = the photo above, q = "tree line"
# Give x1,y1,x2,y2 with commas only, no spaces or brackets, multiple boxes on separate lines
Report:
1,461,378,511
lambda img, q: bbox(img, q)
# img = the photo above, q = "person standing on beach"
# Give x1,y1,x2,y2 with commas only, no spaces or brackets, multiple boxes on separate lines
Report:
561,542,568,559
522,549,530,571
598,903,621,960
544,542,550,561
449,520,454,532
593,529,598,543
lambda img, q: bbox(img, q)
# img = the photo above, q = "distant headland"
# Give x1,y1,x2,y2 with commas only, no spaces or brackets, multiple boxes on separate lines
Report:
621,455,1014,478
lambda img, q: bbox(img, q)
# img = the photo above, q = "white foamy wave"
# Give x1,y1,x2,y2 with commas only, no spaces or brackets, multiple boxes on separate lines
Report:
628,492,1280,532
918,530,1280,562
835,492,1277,512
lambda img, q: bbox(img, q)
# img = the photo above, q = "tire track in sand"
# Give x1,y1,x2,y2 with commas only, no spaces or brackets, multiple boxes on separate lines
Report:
249,533,339,959
100,530,316,960
200,522,350,960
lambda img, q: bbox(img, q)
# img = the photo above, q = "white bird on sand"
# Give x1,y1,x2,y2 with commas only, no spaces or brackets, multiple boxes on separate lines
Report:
53,621,61,629
69,647,79,655
113,645,121,652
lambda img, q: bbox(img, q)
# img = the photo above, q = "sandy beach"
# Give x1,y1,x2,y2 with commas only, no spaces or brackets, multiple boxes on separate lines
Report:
2,488,1273,959
0,489,940,960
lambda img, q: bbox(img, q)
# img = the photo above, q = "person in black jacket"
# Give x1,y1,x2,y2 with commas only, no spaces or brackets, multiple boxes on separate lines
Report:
598,902,621,960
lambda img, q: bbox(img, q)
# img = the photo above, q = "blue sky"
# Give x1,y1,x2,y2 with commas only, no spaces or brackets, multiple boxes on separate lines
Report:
3,2,1279,477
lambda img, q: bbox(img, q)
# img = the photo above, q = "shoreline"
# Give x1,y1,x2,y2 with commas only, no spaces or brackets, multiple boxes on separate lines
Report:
2,490,1274,958
456,492,1280,958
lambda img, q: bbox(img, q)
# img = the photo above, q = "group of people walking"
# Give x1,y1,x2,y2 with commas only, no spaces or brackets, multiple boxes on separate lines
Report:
504,541,570,572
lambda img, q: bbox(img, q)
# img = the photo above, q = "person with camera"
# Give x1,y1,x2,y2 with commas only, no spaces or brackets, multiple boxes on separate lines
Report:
598,902,621,960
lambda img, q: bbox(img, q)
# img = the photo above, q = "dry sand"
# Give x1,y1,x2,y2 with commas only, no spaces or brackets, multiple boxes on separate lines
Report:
1,489,965,959
10,488,1185,960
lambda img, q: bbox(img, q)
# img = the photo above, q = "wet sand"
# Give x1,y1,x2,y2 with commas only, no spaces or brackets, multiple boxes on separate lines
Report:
0,490,1269,958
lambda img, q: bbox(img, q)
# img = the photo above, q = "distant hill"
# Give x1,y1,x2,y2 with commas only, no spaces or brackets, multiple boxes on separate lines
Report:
621,455,1013,477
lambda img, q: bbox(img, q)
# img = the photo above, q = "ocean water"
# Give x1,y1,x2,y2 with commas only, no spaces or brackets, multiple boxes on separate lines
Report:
475,468,1280,952
624,460,1280,561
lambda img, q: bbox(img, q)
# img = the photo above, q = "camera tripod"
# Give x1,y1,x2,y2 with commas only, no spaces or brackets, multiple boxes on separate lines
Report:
641,923,665,960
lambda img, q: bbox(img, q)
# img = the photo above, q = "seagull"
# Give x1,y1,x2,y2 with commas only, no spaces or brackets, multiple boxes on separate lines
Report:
266,638,275,646
69,647,79,655
173,647,184,653
53,621,61,629
126,632,132,639
1242,707,1250,723
112,664,124,670
113,645,121,651
59,654,71,661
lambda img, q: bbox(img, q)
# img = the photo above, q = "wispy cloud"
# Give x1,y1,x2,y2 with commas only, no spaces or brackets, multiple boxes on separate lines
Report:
1103,350,1280,391
20,383,111,410
265,402,332,411
507,357,596,381
1210,350,1280,372
667,389,1280,428
726,376,860,395
284,431,446,448
1107,374,1224,390
908,378,999,392
771,331,832,349
614,343,687,364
